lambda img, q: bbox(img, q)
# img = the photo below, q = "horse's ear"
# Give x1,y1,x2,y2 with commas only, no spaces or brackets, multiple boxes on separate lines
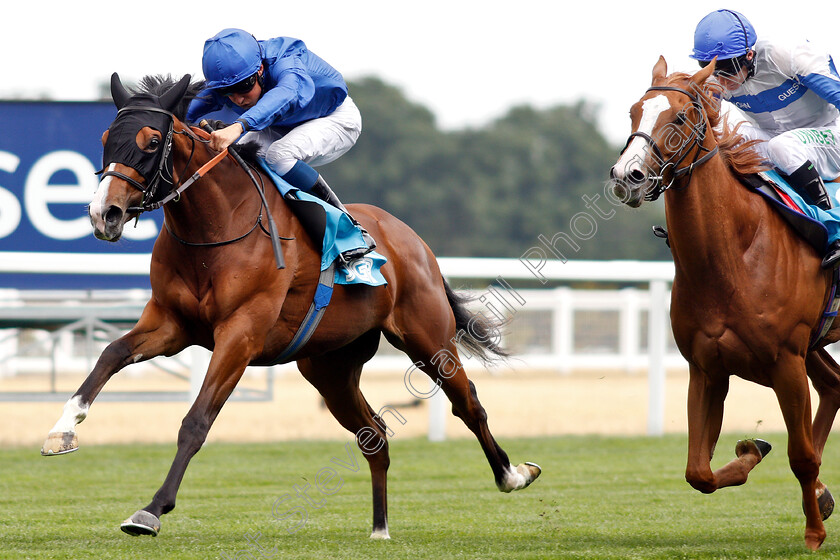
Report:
159,74,192,113
690,57,716,89
651,56,668,85
110,72,132,109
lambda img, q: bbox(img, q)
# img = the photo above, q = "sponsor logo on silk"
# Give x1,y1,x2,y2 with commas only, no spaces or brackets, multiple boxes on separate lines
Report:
342,257,375,283
794,128,837,146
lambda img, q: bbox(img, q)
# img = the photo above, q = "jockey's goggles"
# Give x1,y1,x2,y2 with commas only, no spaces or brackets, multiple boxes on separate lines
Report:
699,54,748,79
217,73,259,96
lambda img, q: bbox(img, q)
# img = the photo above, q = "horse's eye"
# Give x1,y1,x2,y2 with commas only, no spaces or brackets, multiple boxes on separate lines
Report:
674,112,687,126
148,137,160,151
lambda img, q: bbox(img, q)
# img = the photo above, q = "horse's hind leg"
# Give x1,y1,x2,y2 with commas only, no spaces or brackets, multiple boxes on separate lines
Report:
297,331,391,539
41,302,188,455
390,308,539,493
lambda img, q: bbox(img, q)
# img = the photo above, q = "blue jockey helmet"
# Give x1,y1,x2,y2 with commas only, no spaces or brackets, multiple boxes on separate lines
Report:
202,28,263,90
690,9,757,61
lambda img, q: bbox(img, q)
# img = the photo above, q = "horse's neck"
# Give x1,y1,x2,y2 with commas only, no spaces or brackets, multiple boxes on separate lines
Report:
163,137,258,238
664,153,758,277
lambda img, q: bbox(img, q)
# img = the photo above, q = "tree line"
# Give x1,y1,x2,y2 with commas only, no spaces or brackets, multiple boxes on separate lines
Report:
322,77,671,261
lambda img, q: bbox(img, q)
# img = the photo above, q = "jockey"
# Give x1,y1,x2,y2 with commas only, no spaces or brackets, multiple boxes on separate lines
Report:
186,28,375,261
690,9,840,268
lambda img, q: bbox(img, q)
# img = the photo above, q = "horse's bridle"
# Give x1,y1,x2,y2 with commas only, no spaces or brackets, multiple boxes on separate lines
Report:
97,106,197,215
619,85,720,201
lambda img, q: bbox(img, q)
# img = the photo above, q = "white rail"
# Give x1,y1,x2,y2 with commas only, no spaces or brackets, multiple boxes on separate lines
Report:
0,254,679,435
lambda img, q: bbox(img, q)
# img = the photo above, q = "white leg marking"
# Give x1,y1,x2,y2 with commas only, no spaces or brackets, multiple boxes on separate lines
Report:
370,523,390,539
49,395,89,434
499,463,528,492
497,462,541,493
614,94,670,178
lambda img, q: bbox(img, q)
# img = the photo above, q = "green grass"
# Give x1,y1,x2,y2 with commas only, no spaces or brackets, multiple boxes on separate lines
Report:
1,433,838,559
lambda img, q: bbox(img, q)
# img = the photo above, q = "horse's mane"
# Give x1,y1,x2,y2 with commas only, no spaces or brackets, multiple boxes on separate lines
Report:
134,75,206,122
664,72,770,176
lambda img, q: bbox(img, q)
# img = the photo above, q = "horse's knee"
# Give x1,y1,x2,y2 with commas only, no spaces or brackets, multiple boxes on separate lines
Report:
790,455,821,482
177,415,210,450
685,466,717,494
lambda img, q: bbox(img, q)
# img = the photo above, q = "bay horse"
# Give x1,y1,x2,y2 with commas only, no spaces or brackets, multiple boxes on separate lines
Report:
610,56,840,550
41,73,540,538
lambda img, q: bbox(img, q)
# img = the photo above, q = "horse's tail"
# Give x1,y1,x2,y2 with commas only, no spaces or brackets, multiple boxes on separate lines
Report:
443,278,510,366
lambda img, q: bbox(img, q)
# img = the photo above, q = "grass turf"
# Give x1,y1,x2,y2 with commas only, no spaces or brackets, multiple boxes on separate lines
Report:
0,433,837,559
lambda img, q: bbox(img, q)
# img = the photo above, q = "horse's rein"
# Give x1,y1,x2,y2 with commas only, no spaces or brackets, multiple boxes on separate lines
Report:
621,85,719,201
145,140,228,211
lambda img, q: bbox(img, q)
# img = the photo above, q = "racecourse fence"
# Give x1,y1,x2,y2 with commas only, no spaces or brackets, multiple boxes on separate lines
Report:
18,254,835,437
0,254,690,436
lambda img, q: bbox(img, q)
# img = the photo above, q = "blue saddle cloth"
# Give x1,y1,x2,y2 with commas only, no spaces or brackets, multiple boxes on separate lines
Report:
258,160,387,287
750,169,840,252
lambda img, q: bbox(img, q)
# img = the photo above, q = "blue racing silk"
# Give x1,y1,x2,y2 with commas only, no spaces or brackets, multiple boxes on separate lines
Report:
725,38,840,134
186,36,348,131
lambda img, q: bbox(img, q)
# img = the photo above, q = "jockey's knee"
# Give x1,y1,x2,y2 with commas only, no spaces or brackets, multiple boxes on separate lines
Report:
766,135,809,175
265,147,300,176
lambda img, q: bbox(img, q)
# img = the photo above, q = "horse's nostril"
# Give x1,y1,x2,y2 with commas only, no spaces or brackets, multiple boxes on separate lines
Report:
628,169,647,185
104,206,123,227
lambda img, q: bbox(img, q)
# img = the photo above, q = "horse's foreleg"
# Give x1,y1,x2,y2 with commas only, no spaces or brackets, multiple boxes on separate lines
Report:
806,349,840,520
685,366,730,492
41,303,187,456
121,323,257,537
773,359,825,550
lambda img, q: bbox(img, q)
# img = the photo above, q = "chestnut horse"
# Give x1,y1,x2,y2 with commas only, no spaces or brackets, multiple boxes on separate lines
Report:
41,74,540,538
610,57,840,550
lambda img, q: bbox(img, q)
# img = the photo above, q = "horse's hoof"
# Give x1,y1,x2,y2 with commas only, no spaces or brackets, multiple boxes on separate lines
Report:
801,486,835,521
518,462,542,488
753,439,772,458
498,462,542,492
120,510,160,537
370,528,391,540
40,432,78,456
805,532,825,551
735,438,771,460
818,486,835,521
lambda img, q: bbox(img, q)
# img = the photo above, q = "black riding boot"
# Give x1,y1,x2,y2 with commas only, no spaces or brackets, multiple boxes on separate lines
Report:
309,175,376,261
789,160,832,210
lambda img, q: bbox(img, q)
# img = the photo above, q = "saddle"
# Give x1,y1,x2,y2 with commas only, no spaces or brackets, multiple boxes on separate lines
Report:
739,170,829,252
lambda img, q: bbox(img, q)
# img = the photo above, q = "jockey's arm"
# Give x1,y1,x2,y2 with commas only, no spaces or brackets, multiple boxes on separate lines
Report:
792,43,840,110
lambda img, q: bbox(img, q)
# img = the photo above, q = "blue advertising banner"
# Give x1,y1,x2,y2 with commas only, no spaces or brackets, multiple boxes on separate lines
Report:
0,101,163,289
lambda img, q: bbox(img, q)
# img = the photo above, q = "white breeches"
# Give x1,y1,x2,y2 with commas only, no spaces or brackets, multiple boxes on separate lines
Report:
239,96,362,175
737,119,840,180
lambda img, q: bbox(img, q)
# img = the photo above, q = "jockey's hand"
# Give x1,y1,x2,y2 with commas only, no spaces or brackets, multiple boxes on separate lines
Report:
209,122,244,152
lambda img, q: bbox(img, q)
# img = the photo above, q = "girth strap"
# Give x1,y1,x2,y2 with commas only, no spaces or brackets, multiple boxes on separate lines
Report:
810,266,840,349
272,262,336,363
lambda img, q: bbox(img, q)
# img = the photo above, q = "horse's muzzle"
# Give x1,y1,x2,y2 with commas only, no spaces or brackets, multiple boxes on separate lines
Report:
609,167,646,208
90,205,125,241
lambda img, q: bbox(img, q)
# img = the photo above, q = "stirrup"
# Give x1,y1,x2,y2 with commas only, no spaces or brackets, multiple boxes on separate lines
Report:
338,230,376,264
822,241,840,269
